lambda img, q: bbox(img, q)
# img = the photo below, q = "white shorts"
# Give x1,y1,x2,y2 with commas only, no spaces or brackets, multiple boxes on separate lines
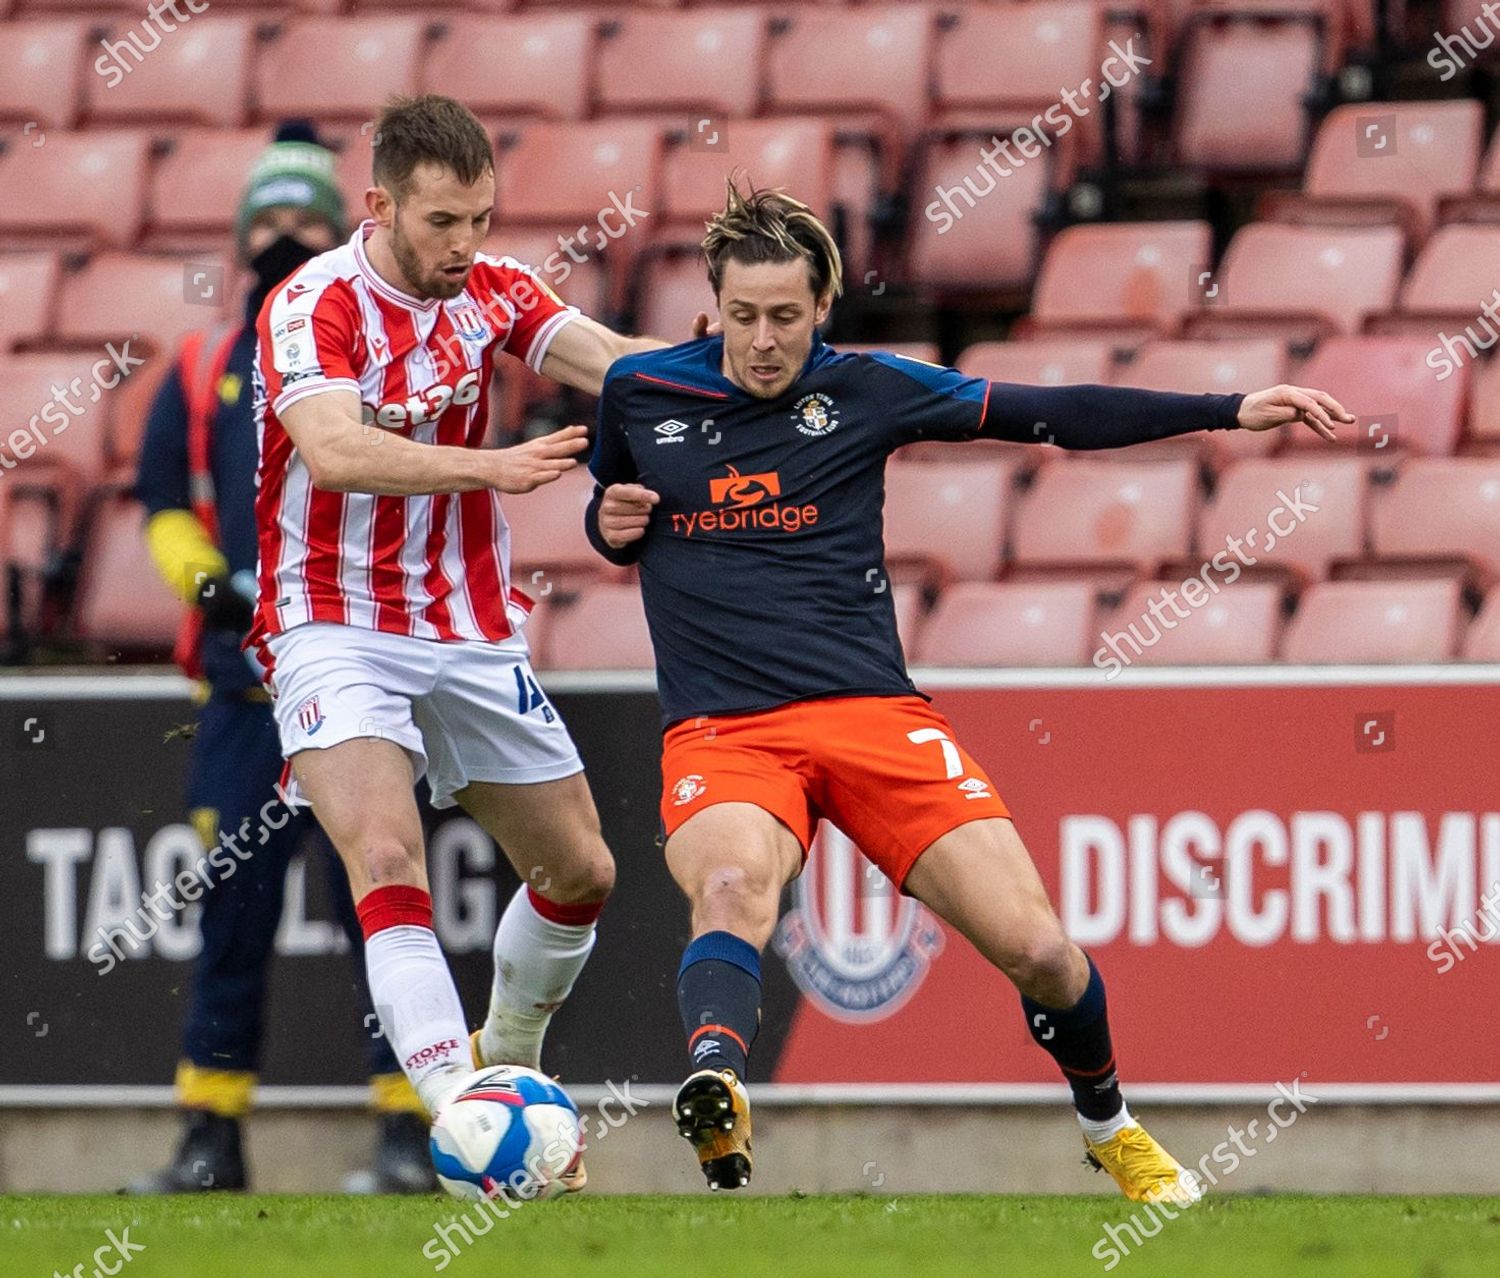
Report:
266,622,583,808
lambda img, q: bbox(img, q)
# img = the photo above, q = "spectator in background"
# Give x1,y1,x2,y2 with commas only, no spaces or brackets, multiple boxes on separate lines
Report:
130,123,434,1195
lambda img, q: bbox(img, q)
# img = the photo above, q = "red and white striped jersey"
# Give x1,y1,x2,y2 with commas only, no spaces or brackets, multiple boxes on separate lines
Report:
250,219,579,652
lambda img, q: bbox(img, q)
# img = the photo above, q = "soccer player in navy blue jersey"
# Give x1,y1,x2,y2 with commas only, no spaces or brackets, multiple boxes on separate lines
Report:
587,182,1351,1199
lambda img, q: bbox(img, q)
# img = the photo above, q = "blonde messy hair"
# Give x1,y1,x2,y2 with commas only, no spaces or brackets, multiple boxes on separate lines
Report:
701,175,844,302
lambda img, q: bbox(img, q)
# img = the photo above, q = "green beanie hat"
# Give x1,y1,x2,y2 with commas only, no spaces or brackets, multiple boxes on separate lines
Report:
235,122,346,259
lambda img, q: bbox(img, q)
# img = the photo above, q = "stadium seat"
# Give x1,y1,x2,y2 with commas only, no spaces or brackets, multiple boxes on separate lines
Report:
1110,339,1285,467
1262,101,1483,245
837,343,942,365
890,580,926,655
57,253,226,360
254,17,431,125
506,467,614,593
1194,456,1367,584
1174,14,1321,172
482,228,606,318
1466,355,1500,451
596,9,767,119
957,340,1115,387
0,353,119,494
0,130,152,251
631,250,716,348
424,13,593,123
1462,588,1500,660
0,251,61,352
0,18,87,130
1438,119,1500,224
1280,578,1463,662
931,1,1105,170
1185,224,1405,346
535,582,654,671
910,579,1097,666
906,134,1052,293
1100,580,1284,666
1370,458,1500,587
1288,335,1465,457
85,16,255,128
0,482,60,643
660,119,836,239
1023,222,1213,343
882,457,1016,583
72,489,186,653
1012,459,1198,577
1386,224,1500,339
144,129,275,253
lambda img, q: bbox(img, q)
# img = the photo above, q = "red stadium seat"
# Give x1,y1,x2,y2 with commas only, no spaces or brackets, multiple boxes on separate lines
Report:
0,251,61,352
1025,221,1212,343
1280,578,1462,662
1389,225,1500,338
0,483,61,640
254,17,430,125
0,130,152,251
661,119,836,239
890,580,927,655
1110,339,1285,468
932,1,1105,169
1370,459,1500,587
911,580,1097,666
144,129,273,253
1439,120,1500,224
424,14,593,124
1100,580,1284,666
0,18,87,130
57,252,227,360
506,467,614,593
1185,224,1405,345
1174,15,1320,172
1262,101,1482,245
837,343,943,365
596,9,767,119
907,134,1052,293
631,251,715,348
482,228,606,317
0,353,119,493
883,457,1016,583
1289,336,1466,457
536,582,654,671
85,16,255,128
1012,459,1198,576
958,340,1115,387
1466,355,1500,451
1462,589,1500,660
72,489,186,653
1195,456,1367,583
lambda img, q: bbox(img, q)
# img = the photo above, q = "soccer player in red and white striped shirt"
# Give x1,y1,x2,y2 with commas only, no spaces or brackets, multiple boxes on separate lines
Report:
251,96,665,1172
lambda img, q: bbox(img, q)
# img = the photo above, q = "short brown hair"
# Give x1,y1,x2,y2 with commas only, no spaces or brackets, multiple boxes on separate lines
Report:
702,177,843,301
370,94,494,199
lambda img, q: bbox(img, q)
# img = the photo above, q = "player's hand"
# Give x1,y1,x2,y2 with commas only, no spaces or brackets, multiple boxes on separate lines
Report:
488,425,590,494
1237,385,1354,441
691,311,723,339
599,482,660,549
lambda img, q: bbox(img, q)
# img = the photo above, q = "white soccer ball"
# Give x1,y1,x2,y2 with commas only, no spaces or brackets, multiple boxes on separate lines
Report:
429,1065,584,1202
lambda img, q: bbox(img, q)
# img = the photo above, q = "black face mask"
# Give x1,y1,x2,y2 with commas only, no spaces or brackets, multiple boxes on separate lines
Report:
246,233,325,319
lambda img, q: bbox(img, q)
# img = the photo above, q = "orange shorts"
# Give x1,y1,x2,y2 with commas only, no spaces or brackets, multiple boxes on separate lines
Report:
659,694,1011,889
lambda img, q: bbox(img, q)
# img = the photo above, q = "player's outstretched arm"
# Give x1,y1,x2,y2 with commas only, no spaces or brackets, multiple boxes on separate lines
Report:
539,315,668,397
281,389,588,496
1235,384,1351,439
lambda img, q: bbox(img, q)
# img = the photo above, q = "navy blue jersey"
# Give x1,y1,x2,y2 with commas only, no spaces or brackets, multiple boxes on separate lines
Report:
590,333,1242,726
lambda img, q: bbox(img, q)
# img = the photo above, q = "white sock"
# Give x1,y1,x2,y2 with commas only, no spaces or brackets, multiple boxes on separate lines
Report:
1079,1101,1137,1145
479,887,599,1070
365,924,472,1115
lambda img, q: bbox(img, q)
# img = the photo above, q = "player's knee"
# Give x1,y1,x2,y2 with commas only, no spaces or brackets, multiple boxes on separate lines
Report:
542,837,616,904
1005,925,1077,999
695,862,780,929
358,838,424,889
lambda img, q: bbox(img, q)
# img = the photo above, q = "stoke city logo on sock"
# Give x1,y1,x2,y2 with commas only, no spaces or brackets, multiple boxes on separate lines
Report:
772,821,944,1023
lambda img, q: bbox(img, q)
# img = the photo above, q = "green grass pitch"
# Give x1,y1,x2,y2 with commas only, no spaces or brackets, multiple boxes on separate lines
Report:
5,1194,1497,1277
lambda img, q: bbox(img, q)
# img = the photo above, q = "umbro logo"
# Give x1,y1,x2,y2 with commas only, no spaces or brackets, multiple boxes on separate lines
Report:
958,777,992,800
654,418,689,445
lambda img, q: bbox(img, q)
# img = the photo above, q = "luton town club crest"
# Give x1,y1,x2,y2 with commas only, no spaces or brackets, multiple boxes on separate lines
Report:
773,822,944,1023
792,392,839,437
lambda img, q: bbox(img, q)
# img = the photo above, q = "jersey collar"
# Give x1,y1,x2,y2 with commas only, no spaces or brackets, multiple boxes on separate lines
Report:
706,328,833,398
352,219,441,313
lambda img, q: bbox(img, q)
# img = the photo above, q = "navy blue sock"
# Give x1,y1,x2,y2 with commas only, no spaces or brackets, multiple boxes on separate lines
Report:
677,931,762,1079
1021,954,1123,1121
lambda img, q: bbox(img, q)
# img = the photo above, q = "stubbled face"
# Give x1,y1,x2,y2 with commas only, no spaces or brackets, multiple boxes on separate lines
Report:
245,206,338,257
372,161,494,300
717,257,832,400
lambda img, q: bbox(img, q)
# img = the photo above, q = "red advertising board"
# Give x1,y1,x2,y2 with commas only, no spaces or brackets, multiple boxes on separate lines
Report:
773,673,1500,1091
